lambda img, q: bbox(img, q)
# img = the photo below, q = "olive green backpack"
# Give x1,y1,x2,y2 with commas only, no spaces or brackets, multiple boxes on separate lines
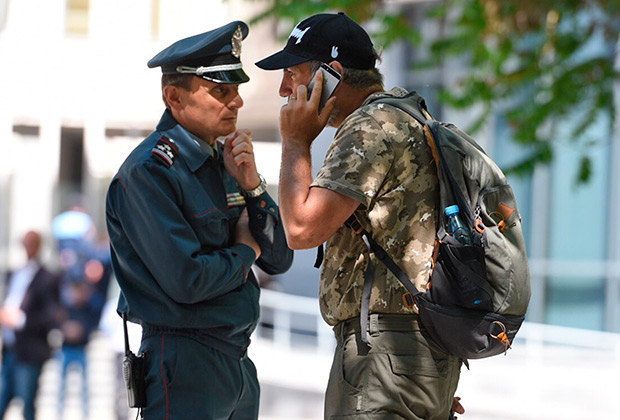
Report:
346,91,531,359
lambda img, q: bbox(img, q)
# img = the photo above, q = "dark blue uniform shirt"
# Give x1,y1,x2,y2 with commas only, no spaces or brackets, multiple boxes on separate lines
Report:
106,110,293,356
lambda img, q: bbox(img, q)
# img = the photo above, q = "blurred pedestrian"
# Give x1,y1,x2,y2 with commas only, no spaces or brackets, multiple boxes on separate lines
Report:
99,287,141,420
52,207,112,419
0,231,60,420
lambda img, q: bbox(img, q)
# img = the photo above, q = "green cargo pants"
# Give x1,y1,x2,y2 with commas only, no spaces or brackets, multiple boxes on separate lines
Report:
325,313,461,420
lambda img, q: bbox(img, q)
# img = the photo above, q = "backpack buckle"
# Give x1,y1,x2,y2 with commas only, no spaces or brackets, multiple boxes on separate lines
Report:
475,218,485,234
402,292,415,308
490,321,512,355
346,216,364,235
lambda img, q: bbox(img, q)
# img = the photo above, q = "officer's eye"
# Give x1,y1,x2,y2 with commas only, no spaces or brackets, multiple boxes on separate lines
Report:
209,86,230,99
209,85,239,102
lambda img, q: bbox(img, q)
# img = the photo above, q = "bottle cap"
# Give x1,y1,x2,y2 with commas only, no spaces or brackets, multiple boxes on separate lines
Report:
445,205,460,216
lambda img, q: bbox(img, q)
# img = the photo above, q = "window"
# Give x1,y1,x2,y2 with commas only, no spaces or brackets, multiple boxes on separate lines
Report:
59,127,84,192
66,0,89,35
13,124,40,139
152,0,160,38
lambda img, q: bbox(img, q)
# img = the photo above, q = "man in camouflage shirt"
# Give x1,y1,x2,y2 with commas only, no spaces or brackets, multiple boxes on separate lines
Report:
256,13,464,420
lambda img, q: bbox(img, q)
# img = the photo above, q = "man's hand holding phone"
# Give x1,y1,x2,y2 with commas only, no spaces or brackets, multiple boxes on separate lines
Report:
307,63,341,111
280,63,340,148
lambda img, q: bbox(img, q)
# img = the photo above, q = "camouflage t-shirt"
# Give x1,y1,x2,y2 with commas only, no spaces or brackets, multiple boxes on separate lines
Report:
311,87,439,326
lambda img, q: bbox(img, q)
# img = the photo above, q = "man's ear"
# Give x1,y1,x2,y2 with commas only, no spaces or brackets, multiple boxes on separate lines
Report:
163,85,183,110
328,61,344,77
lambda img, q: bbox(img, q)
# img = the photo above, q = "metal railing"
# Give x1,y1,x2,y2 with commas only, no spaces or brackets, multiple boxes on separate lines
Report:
257,288,620,359
257,288,335,354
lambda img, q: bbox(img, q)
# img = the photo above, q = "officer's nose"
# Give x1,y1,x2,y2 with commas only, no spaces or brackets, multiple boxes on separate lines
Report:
229,91,244,109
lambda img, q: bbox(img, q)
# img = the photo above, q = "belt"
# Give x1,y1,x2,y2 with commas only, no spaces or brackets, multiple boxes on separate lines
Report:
141,324,249,360
338,313,421,337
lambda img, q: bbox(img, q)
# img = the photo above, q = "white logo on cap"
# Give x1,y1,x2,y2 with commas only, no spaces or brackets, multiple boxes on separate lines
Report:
331,46,339,58
290,25,310,45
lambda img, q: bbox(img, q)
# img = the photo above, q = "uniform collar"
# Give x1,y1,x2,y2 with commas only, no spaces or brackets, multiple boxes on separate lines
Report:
156,109,217,172
194,135,221,160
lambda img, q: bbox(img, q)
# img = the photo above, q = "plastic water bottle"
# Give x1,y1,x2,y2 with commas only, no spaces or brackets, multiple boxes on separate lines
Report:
445,205,473,245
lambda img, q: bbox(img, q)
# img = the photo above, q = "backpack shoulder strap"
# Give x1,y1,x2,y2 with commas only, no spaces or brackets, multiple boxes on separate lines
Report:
375,94,478,233
345,215,420,344
314,92,434,271
368,91,432,125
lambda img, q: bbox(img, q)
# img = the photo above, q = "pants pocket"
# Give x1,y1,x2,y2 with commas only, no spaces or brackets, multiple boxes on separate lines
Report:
142,333,179,390
388,353,448,378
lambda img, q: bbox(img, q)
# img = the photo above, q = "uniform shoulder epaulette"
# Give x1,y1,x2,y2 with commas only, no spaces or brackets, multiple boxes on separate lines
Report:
151,136,178,168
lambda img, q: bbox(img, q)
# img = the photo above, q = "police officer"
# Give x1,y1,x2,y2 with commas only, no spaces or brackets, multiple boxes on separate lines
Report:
106,21,293,420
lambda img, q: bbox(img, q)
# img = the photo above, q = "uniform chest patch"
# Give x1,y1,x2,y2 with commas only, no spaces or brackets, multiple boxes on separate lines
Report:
151,136,178,167
226,192,246,207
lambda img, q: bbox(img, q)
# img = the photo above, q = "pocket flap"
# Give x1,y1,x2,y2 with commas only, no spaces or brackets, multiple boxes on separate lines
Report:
388,354,447,378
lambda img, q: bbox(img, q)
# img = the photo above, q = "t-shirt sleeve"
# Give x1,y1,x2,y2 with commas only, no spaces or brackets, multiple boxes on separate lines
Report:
311,110,392,209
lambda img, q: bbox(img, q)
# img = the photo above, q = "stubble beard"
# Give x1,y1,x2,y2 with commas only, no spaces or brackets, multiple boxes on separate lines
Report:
327,105,341,128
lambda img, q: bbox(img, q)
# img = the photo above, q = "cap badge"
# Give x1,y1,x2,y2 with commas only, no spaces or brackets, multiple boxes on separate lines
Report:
231,25,243,58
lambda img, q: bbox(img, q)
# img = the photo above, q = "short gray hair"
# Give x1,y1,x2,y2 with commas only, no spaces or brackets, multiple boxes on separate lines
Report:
160,74,194,109
309,49,383,91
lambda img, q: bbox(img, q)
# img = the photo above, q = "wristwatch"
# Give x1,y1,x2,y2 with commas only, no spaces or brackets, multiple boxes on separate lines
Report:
241,174,267,198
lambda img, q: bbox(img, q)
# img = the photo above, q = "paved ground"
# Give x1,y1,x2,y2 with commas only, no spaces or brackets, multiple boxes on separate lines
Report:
251,336,620,420
2,331,618,420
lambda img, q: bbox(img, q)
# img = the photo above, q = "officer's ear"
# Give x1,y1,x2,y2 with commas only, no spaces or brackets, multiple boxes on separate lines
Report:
163,85,184,111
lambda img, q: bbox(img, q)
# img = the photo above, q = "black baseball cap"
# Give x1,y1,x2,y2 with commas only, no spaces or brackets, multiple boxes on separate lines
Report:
255,12,376,71
148,21,250,84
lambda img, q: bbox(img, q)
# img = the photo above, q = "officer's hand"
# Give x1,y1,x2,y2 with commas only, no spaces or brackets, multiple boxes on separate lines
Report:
280,70,335,148
235,209,261,260
223,129,261,191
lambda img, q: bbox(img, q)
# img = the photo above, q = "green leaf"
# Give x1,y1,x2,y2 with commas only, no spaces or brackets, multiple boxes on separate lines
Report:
575,155,592,185
250,0,620,183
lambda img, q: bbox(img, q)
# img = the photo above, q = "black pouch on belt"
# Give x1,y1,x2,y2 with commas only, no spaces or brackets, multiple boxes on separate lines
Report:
122,313,147,408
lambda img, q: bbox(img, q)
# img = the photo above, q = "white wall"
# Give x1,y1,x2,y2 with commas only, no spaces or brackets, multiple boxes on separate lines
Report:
0,0,286,269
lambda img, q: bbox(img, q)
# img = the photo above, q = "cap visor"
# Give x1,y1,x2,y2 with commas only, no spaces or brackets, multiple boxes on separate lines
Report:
255,50,310,70
200,68,250,84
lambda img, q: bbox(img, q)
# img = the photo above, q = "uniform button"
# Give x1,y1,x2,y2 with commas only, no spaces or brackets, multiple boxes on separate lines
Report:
257,214,263,219
269,207,275,213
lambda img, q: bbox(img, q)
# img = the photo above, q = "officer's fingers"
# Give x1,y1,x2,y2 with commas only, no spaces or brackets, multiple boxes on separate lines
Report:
235,128,252,138
229,142,255,165
231,140,253,159
230,131,253,151
234,135,253,150
233,152,256,168
223,131,238,148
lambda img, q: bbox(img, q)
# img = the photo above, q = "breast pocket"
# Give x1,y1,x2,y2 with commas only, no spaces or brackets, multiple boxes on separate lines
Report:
188,208,231,250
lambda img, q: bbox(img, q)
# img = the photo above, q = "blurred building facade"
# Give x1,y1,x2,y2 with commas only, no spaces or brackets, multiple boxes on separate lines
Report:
0,0,619,336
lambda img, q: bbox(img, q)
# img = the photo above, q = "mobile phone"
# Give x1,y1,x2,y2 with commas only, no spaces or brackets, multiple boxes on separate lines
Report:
307,63,341,111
